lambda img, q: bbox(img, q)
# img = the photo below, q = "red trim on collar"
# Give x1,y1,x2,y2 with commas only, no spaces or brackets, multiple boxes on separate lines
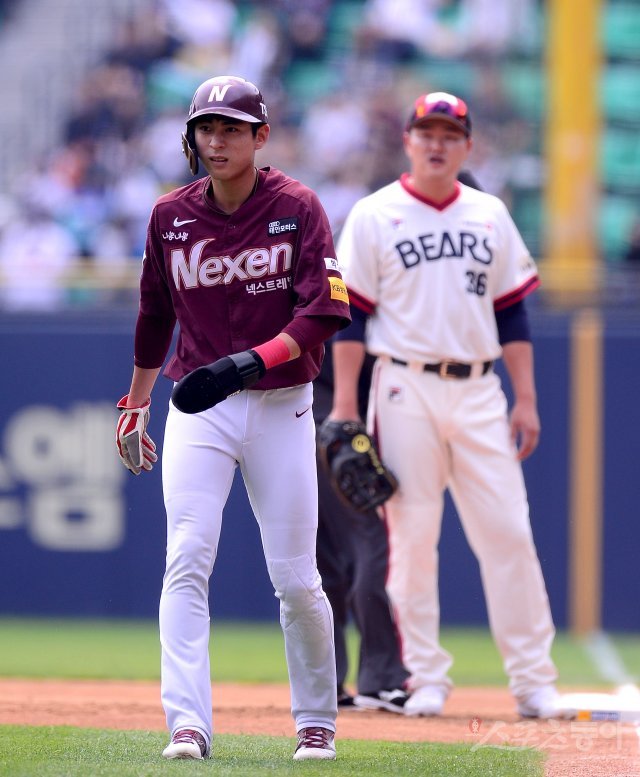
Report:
400,173,461,211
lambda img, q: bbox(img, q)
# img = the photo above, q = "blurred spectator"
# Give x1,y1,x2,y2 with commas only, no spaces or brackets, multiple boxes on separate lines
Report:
64,64,147,145
315,166,370,235
0,0,551,304
0,206,79,311
298,92,369,178
256,123,306,182
229,8,286,87
271,0,332,62
20,144,112,259
106,9,180,74
465,63,536,203
159,0,238,50
359,86,407,190
108,161,163,258
141,107,193,187
355,0,457,62
455,0,539,59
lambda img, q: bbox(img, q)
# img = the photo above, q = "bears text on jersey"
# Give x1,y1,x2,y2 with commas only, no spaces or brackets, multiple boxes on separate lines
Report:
395,230,493,268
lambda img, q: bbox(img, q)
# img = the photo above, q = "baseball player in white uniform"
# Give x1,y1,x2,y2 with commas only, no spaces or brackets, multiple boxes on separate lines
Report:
329,92,561,719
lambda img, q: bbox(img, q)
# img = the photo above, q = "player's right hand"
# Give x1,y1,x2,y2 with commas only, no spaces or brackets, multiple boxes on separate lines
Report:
116,395,158,475
171,350,266,414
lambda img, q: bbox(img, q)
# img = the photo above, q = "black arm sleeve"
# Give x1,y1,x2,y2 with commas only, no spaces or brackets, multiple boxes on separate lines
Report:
495,299,531,344
333,304,367,343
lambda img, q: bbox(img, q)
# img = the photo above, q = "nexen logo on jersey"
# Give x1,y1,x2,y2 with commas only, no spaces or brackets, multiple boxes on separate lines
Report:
396,230,493,268
268,217,298,235
171,239,293,289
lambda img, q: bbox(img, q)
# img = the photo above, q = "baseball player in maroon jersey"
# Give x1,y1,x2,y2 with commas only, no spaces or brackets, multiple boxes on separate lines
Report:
329,92,560,719
116,75,351,761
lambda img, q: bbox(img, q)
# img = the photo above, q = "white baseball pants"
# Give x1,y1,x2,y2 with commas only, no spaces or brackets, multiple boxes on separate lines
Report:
159,383,336,750
370,360,558,701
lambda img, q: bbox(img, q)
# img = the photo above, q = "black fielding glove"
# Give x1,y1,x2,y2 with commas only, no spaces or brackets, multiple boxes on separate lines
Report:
317,419,399,513
171,350,266,414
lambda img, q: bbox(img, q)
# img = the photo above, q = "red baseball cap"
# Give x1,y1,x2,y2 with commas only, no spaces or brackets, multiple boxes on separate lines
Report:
406,92,472,136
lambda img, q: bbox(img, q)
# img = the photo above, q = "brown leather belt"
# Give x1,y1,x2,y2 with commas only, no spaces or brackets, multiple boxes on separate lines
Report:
390,357,493,379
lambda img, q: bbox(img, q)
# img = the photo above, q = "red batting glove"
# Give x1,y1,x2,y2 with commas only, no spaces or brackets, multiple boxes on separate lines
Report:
116,395,158,475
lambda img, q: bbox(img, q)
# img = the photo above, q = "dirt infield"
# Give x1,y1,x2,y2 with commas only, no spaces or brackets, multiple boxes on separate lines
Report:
0,680,638,776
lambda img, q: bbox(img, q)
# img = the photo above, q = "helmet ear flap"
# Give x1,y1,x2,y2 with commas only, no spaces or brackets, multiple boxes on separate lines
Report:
181,130,199,176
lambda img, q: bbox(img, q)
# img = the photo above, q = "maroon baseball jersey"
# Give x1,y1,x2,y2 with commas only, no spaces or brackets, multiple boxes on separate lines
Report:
135,166,351,389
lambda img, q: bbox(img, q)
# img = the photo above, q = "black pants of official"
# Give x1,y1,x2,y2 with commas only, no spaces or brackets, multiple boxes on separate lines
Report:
316,458,409,696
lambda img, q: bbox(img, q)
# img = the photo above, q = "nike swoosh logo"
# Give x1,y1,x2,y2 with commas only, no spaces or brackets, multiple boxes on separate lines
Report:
295,408,310,418
173,217,197,227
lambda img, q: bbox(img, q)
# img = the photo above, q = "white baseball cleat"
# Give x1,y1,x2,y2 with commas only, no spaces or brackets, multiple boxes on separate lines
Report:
517,685,563,719
404,685,448,716
293,727,336,760
162,728,208,759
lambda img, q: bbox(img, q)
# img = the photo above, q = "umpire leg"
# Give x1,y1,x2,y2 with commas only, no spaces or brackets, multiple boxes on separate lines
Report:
350,509,409,695
316,458,353,695
317,452,409,697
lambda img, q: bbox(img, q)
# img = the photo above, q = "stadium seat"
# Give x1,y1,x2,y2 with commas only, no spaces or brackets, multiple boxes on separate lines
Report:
600,65,640,125
598,194,639,261
601,2,640,61
326,0,366,53
410,59,478,103
511,191,544,258
146,61,202,114
284,61,339,108
501,63,545,122
600,127,640,192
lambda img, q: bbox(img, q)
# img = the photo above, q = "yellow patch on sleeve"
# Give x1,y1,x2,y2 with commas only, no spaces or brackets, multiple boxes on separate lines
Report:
329,276,349,303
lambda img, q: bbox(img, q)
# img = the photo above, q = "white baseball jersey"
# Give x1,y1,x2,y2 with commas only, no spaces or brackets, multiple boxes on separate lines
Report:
335,173,558,703
337,176,539,363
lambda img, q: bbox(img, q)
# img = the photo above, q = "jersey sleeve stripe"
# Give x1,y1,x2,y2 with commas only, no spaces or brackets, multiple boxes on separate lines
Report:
347,286,376,315
494,275,540,311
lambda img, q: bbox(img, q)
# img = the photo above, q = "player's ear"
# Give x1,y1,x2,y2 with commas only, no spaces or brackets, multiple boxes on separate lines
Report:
255,123,270,150
402,130,411,151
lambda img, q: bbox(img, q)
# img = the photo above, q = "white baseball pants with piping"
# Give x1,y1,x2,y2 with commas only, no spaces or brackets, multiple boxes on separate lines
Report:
370,360,557,702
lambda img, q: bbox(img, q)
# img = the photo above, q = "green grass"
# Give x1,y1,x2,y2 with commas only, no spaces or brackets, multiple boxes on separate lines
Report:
608,633,640,681
0,618,637,687
0,726,544,777
1,619,637,776
0,618,162,680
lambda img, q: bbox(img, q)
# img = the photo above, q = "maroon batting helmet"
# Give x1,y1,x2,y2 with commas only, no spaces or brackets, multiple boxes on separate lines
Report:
181,75,269,175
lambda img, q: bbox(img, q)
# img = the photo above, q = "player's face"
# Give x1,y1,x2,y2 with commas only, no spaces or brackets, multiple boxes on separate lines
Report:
194,117,269,182
403,120,471,186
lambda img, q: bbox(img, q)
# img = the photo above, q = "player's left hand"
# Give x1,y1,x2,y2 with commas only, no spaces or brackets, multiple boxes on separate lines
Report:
509,398,540,461
116,396,158,475
171,350,266,414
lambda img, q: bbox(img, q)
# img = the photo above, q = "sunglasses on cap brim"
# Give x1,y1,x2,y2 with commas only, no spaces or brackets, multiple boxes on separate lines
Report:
410,94,471,134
